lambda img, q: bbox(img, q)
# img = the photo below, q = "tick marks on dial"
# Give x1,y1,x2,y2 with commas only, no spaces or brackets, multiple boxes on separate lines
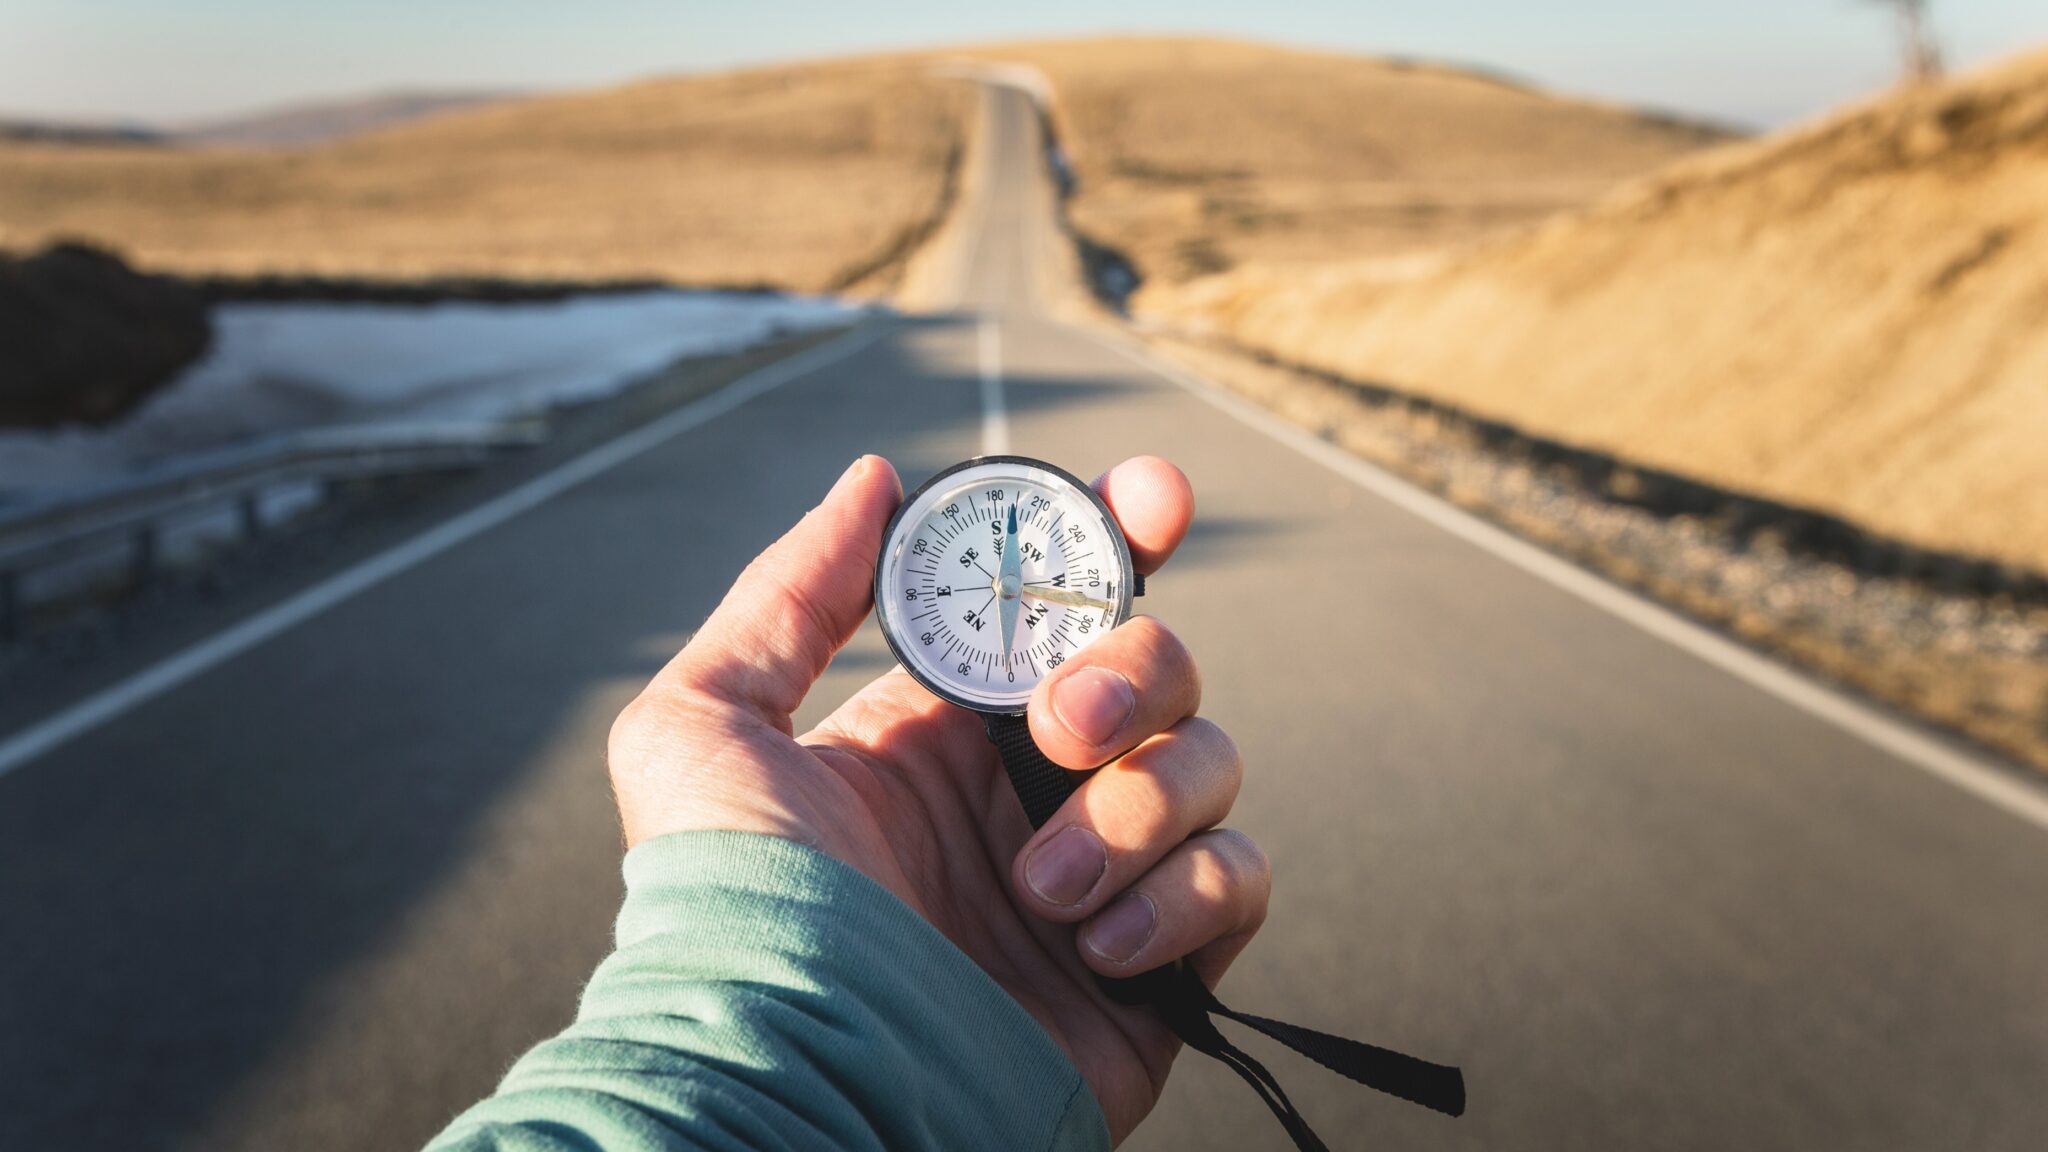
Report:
889,472,1125,702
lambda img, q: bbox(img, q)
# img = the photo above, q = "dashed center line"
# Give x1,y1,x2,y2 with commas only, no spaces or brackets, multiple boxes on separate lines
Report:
978,318,1009,456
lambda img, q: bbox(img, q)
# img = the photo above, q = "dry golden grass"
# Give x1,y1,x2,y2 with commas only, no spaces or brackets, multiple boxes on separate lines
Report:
0,58,970,294
0,37,1711,299
1156,47,2048,573
949,37,1730,287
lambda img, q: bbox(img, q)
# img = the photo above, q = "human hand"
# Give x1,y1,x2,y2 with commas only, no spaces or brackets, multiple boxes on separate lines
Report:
607,455,1270,1143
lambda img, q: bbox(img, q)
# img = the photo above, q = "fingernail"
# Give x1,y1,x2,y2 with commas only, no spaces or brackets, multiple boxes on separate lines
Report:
1084,892,1157,964
830,456,869,495
1024,825,1108,906
1053,667,1136,747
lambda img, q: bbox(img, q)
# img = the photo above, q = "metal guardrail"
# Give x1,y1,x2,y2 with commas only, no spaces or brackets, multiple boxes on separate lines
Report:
0,421,546,638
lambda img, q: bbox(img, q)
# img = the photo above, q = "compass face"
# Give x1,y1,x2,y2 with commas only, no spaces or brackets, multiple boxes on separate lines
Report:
876,456,1135,714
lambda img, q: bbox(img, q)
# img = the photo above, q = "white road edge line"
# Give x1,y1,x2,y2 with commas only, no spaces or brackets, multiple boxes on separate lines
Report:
0,321,894,782
1083,326,2048,835
978,319,1010,456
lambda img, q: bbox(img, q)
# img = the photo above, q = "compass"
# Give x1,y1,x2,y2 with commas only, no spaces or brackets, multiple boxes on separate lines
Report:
875,455,1138,717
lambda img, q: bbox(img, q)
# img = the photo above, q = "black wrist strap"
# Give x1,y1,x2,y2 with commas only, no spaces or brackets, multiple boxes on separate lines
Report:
983,711,1080,828
982,712,1466,1147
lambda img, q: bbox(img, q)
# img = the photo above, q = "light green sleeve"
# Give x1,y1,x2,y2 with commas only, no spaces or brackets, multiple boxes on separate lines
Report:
425,830,1110,1152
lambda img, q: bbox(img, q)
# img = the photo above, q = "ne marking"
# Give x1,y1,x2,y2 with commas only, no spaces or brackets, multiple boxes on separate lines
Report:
978,318,1010,455
0,322,894,781
1083,326,2048,836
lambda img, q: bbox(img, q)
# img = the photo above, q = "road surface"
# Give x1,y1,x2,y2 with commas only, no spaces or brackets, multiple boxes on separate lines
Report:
3,84,2046,1152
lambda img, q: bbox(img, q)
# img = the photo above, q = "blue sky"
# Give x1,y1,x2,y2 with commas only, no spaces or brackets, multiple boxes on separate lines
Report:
2,1,2044,128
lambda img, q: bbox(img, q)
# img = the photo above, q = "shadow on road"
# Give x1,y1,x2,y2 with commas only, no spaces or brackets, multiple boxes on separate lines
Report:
0,312,1180,1151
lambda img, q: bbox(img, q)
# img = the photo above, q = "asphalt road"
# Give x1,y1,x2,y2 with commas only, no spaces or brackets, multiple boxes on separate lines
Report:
4,84,2046,1152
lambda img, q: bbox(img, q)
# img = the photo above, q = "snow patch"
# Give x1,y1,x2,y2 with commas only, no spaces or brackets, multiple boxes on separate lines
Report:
0,290,861,498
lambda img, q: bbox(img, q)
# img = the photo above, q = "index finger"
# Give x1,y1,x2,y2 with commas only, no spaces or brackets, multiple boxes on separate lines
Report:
1094,456,1193,576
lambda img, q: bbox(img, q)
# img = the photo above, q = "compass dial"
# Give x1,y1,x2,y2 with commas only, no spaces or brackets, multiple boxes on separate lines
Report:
876,456,1135,714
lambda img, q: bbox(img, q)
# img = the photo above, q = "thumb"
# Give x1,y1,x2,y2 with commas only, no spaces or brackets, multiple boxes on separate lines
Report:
664,455,902,730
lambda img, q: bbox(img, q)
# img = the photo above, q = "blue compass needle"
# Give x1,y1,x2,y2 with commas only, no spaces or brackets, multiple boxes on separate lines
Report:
998,503,1023,664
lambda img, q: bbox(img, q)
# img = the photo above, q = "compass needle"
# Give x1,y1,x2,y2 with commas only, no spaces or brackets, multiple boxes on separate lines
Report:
998,504,1023,662
1020,585,1115,614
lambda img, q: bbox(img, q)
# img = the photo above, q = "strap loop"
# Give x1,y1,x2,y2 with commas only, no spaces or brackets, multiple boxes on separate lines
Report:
984,713,1467,1148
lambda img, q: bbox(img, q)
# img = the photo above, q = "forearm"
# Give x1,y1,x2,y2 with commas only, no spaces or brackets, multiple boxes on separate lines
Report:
426,831,1109,1152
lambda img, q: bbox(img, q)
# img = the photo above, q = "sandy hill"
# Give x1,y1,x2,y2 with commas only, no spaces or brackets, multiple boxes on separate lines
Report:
0,37,1721,298
953,37,1733,287
1155,47,2048,573
0,58,968,294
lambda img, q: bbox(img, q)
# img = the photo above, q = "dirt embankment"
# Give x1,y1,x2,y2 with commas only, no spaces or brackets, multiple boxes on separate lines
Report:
0,57,973,296
0,243,210,426
1164,336,2048,774
953,37,1732,292
1151,47,2048,576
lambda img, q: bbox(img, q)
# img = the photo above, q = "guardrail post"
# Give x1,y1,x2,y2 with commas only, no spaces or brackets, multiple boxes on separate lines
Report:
131,524,157,591
239,492,263,540
0,571,18,642
0,426,541,629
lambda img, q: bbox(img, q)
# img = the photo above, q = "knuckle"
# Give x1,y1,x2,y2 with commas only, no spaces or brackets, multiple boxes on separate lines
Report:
1116,613,1171,642
1078,761,1172,854
1126,615,1193,669
607,695,652,763
1127,720,1240,828
1177,716,1242,798
608,685,725,779
1100,616,1201,708
1209,827,1273,897
758,559,843,658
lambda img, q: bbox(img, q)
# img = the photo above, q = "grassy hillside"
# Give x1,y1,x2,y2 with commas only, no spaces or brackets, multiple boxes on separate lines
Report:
0,59,970,294
0,38,1714,299
1155,47,2048,573
955,37,1731,289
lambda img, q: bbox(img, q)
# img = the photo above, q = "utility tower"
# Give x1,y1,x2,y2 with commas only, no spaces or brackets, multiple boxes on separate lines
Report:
1872,0,1943,83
